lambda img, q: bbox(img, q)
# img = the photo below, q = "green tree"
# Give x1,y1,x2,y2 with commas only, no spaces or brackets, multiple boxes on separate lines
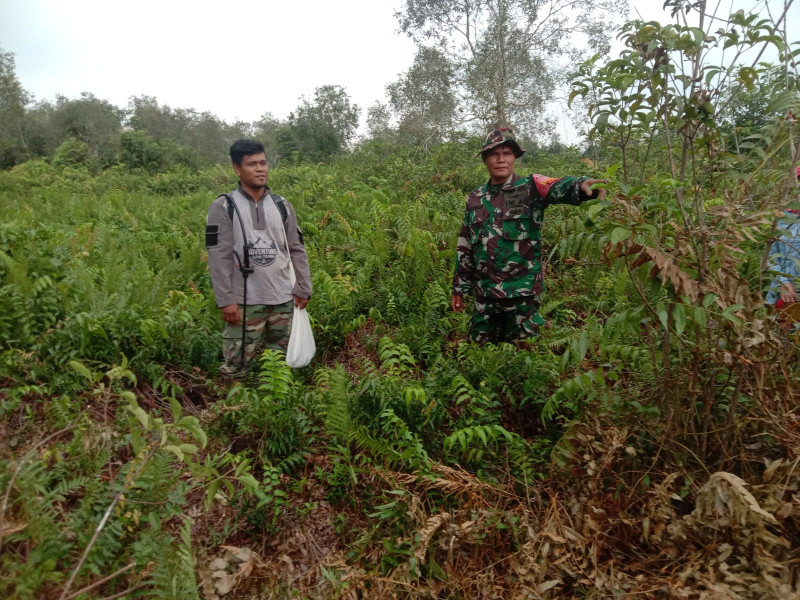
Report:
718,65,793,156
51,137,92,169
366,101,394,141
51,92,123,167
395,0,626,137
0,48,31,167
127,95,246,165
567,0,800,462
119,130,166,172
251,112,286,166
286,85,360,162
386,46,458,144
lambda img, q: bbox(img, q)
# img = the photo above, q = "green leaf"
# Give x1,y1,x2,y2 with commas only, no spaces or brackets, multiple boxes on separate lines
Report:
476,427,487,446
610,227,632,245
688,27,705,47
673,302,686,335
205,480,221,509
177,416,208,448
694,305,707,328
238,474,260,493
164,445,184,461
119,390,137,403
69,360,94,383
587,200,609,220
131,424,144,454
737,66,757,91
656,302,669,330
768,90,798,114
169,397,182,422
179,443,198,455
127,406,151,431
595,112,611,134
578,329,589,361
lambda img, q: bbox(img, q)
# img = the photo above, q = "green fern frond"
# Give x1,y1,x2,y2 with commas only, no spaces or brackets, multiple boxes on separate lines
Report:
540,327,582,349
443,424,514,456
325,365,351,442
538,297,569,317
176,516,199,599
257,349,293,400
350,424,402,467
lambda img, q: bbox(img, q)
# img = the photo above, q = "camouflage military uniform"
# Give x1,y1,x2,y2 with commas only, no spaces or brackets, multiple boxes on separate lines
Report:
219,301,293,379
453,172,591,344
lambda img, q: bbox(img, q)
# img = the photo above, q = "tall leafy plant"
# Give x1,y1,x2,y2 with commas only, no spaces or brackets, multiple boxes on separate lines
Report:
567,0,800,465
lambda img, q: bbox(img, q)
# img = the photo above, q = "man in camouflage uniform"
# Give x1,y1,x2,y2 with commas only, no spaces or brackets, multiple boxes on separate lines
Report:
451,128,606,344
205,139,312,379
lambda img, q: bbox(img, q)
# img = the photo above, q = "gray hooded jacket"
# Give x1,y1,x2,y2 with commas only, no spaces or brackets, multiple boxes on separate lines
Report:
205,185,312,307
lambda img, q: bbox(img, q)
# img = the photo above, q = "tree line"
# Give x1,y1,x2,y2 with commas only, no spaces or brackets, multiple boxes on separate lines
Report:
0,0,794,174
0,53,362,171
0,0,636,171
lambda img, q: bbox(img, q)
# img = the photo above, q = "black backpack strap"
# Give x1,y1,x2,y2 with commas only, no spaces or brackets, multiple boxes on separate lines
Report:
270,193,289,227
222,192,288,230
219,193,235,222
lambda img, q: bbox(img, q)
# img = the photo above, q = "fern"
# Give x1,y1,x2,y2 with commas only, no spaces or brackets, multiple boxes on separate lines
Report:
540,326,582,350
541,369,604,423
325,365,351,442
257,349,293,400
378,336,416,375
350,425,403,467
443,424,514,462
175,516,199,599
277,451,308,474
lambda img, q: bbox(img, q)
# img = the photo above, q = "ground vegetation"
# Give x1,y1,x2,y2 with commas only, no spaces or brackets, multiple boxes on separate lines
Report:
1,1,800,598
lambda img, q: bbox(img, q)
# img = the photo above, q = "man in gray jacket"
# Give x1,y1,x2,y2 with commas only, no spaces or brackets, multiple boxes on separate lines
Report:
205,139,312,378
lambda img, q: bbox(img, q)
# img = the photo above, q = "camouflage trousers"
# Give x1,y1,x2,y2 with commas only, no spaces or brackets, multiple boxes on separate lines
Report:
220,301,293,379
468,295,543,345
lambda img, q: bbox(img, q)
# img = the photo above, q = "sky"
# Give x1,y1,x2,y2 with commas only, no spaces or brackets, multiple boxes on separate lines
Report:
1,0,798,143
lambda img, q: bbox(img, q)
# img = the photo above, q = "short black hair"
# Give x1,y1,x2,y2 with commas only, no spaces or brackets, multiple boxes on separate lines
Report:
230,139,266,165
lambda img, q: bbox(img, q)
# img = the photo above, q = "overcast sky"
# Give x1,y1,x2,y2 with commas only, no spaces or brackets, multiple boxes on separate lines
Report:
1,0,798,143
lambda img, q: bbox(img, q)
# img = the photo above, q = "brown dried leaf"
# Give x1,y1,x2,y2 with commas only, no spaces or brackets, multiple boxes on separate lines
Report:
538,579,562,594
413,512,451,561
0,520,26,537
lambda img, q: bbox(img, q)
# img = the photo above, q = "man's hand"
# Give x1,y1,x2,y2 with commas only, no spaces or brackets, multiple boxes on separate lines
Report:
581,178,608,200
295,295,309,310
451,293,465,313
780,282,799,304
221,304,241,326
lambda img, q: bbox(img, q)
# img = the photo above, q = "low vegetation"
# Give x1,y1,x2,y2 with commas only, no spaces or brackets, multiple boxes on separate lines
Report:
2,3,800,598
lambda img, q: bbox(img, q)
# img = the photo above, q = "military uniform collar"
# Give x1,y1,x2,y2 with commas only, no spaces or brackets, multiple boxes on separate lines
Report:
482,173,518,196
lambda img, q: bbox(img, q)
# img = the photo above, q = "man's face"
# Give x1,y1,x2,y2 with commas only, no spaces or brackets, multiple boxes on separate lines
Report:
484,144,515,184
233,152,268,190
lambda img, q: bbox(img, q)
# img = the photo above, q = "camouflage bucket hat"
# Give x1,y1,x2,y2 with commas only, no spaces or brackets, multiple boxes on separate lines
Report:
476,127,526,159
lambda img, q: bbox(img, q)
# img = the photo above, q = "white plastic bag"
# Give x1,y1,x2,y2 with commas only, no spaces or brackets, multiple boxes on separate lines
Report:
286,307,315,368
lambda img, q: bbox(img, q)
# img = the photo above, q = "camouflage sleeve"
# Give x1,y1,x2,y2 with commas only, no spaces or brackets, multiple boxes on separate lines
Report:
533,175,591,207
452,205,475,296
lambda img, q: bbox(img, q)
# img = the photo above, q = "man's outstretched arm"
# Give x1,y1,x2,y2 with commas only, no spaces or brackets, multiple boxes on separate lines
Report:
534,175,608,206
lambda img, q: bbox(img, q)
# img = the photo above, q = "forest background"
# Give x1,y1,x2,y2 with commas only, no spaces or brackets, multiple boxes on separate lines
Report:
2,0,800,598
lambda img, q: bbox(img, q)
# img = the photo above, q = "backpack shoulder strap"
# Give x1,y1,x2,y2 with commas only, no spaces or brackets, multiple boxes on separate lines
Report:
218,193,235,222
269,194,289,228
222,192,288,230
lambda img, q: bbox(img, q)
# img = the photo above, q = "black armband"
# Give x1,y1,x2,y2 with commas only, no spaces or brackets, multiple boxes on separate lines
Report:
205,224,219,247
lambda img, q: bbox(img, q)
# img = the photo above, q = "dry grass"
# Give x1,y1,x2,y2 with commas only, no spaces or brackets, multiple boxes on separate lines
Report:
192,416,800,599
